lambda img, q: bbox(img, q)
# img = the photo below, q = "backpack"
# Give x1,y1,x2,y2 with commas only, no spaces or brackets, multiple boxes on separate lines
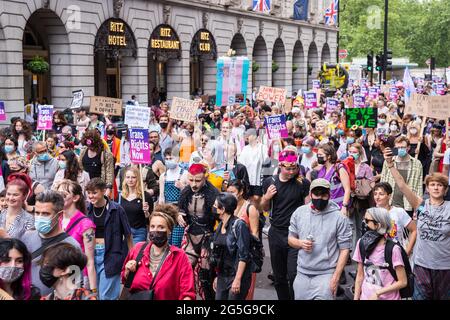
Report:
359,238,414,298
232,210,265,274
337,157,356,192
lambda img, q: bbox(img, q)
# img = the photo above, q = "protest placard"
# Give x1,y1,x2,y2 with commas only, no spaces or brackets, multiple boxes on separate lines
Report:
264,114,288,139
360,86,368,97
130,129,151,165
304,91,317,109
0,101,6,121
405,94,450,120
326,98,339,114
125,105,151,128
284,98,292,113
257,86,287,104
37,105,54,130
71,90,84,109
345,108,378,129
369,87,379,100
436,83,445,95
389,87,398,101
312,80,321,90
353,94,366,108
216,56,250,106
170,97,200,123
90,96,122,116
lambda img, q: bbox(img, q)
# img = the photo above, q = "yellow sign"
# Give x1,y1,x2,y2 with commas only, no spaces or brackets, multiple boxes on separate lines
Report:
151,39,180,50
108,21,127,47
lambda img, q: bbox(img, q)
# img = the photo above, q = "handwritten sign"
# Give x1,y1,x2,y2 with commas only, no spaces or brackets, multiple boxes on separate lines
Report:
257,86,286,104
0,101,6,121
346,108,378,129
70,90,84,109
326,98,339,114
304,91,317,109
284,98,292,113
312,80,321,90
404,94,450,120
125,105,151,128
170,97,200,123
130,129,151,164
264,114,288,139
353,94,366,108
90,96,122,116
37,105,54,130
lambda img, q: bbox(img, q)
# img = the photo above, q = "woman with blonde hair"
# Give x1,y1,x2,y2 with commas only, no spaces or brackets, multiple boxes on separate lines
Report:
120,166,153,244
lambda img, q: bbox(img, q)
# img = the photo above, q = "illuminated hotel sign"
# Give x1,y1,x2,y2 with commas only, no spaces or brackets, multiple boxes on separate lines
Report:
150,25,181,51
190,29,217,60
108,20,127,47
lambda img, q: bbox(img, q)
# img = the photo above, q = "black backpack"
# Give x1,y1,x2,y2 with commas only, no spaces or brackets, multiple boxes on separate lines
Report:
359,238,414,298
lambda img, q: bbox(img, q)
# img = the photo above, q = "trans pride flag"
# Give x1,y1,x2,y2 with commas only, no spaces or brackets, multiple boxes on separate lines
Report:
216,57,250,107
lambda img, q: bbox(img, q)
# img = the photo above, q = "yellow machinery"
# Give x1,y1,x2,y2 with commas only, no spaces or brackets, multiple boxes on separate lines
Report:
318,63,350,90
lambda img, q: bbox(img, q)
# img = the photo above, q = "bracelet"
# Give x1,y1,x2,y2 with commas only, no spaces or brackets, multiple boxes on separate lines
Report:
91,288,97,293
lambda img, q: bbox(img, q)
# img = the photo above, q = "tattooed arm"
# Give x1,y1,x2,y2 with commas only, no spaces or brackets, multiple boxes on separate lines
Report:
83,228,97,293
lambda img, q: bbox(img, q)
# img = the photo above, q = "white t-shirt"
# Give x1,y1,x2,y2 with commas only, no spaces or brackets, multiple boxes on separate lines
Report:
300,153,317,172
388,206,412,248
443,149,450,183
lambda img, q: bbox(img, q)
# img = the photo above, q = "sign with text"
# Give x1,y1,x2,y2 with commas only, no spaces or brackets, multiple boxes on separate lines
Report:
264,114,288,140
353,94,366,108
346,108,378,129
389,87,398,101
70,90,84,109
37,105,54,130
125,105,151,128
360,86,368,97
90,96,122,116
108,20,127,47
257,86,287,104
369,87,379,100
405,94,450,120
0,101,6,121
130,129,151,165
312,80,321,90
170,97,200,123
326,98,339,114
304,91,317,109
284,98,292,113
436,83,445,95
216,56,250,106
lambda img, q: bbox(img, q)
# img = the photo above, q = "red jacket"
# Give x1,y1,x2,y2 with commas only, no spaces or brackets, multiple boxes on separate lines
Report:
121,242,196,300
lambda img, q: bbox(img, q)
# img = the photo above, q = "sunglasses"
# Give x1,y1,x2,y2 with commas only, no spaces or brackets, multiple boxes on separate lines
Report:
281,164,298,171
364,218,378,225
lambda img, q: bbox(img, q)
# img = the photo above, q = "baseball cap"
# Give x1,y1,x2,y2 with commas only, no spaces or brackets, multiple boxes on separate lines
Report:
309,178,331,192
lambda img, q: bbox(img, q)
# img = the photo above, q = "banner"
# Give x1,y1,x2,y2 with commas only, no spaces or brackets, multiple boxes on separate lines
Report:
0,101,5,121
130,129,151,165
257,86,287,104
304,91,317,109
389,87,398,101
436,83,445,95
264,114,288,139
216,56,250,106
37,105,54,130
405,94,450,120
326,98,339,114
90,96,122,116
170,97,200,123
353,94,366,108
125,105,151,128
346,108,377,129
70,90,84,109
312,80,321,90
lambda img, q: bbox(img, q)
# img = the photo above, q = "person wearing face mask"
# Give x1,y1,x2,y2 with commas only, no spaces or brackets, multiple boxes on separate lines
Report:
148,111,161,134
377,113,389,136
261,148,311,300
353,207,408,300
158,115,174,154
51,150,90,194
20,190,81,297
29,141,59,190
11,119,35,157
121,210,195,300
0,238,36,300
178,123,197,166
381,136,423,217
337,131,356,160
288,178,352,300
177,163,219,300
39,243,96,300
52,111,68,135
1,136,19,183
211,192,252,300
388,120,401,138
299,137,317,173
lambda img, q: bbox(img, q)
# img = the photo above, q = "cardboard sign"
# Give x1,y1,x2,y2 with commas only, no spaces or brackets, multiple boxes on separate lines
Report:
304,91,317,109
326,98,339,114
0,101,6,121
389,87,398,101
404,94,450,119
264,114,288,139
170,97,200,123
37,105,54,130
125,105,151,128
312,80,321,90
257,86,286,104
130,129,151,164
353,95,366,108
71,90,84,109
346,108,377,129
284,98,292,113
90,96,122,116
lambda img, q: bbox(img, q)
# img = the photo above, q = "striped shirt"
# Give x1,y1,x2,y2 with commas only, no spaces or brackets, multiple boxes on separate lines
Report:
0,209,35,239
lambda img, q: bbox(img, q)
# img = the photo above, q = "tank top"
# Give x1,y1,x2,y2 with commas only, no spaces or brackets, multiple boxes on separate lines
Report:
164,168,184,203
317,164,346,208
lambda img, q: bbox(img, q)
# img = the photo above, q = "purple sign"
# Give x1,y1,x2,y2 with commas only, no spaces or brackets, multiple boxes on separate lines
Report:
436,83,445,95
369,87,379,100
304,91,318,109
360,86,369,97
265,114,288,140
353,95,366,108
390,87,398,101
130,129,151,164
360,79,368,87
0,101,6,121
326,98,339,114
312,80,321,90
417,85,424,94
37,105,53,130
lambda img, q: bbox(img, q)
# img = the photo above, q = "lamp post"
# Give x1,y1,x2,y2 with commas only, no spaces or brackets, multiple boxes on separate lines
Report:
382,0,389,84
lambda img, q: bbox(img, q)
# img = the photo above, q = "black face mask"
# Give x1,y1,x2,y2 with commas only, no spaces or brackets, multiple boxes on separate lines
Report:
317,156,326,165
39,265,59,288
148,231,168,247
361,221,370,236
159,122,168,129
312,198,329,211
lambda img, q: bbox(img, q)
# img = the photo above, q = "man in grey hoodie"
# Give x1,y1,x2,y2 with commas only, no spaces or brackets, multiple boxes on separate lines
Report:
29,141,59,189
288,178,352,300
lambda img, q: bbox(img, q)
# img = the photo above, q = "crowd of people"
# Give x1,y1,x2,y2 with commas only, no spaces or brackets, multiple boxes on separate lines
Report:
0,78,449,301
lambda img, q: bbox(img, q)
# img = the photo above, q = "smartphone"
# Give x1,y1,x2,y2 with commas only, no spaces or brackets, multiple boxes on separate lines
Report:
391,147,399,156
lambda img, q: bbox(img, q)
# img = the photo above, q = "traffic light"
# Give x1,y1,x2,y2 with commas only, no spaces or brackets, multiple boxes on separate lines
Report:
385,49,393,70
430,57,436,70
375,54,383,72
367,54,373,72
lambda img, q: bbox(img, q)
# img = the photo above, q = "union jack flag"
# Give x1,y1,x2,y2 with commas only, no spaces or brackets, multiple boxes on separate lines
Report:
325,0,339,26
253,0,271,13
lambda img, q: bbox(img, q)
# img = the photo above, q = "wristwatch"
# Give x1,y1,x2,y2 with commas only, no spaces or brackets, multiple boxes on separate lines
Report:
342,203,349,208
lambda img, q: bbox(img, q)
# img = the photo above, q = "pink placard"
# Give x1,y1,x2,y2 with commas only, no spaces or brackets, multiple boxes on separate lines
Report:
0,101,6,121
37,105,53,130
130,129,151,164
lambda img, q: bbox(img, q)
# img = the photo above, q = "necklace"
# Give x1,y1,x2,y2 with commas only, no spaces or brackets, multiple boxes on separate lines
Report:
93,204,106,218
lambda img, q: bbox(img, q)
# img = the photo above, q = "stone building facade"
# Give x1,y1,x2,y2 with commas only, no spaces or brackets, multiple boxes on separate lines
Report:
0,0,338,122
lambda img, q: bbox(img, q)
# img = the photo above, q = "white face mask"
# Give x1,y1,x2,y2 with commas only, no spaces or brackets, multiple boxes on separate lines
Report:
390,125,398,132
410,128,418,135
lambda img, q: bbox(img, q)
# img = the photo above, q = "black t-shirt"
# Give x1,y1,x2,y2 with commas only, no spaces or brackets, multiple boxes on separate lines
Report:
93,206,107,238
82,152,102,179
120,192,153,229
262,175,310,230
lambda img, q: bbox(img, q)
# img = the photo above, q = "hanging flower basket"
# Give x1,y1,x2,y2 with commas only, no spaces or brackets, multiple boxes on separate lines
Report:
272,60,279,73
292,64,298,73
252,60,260,73
307,65,313,76
27,56,49,75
